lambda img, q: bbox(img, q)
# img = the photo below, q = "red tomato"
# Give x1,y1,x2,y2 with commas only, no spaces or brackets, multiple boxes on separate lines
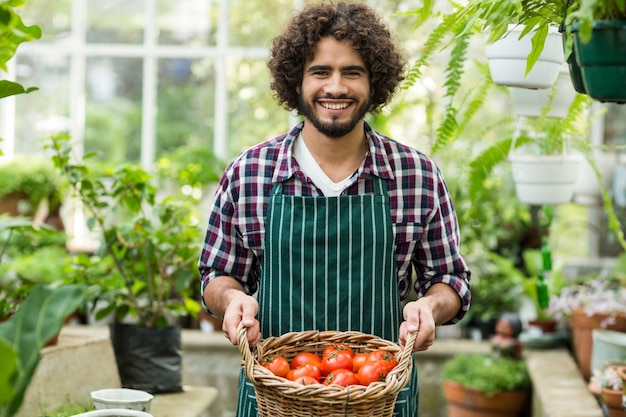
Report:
290,352,322,369
357,361,387,385
323,368,359,387
352,352,369,373
366,349,398,373
322,343,355,359
320,350,354,374
293,375,320,385
286,362,322,382
261,355,290,377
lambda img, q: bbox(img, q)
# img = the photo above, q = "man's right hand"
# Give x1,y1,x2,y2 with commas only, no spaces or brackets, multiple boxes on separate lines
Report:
222,290,261,347
203,276,261,347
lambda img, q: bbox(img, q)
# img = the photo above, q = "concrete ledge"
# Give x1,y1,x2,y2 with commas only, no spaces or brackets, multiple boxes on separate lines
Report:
151,386,218,417
526,348,603,417
18,326,218,417
16,329,121,417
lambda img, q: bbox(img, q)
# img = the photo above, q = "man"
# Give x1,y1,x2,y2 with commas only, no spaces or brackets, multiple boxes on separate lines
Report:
199,3,471,416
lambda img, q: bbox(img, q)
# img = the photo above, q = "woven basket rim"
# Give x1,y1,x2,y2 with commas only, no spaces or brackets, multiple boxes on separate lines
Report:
238,326,416,402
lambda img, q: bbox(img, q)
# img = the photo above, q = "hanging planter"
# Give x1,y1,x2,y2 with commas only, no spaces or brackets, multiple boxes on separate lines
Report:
509,153,582,205
570,20,626,103
485,24,564,89
509,65,577,118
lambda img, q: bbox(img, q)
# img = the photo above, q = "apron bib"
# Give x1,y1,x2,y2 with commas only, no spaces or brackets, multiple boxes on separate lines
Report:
237,177,419,417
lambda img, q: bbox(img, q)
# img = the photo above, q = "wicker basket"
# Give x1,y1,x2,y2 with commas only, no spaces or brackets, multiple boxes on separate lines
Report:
237,324,417,417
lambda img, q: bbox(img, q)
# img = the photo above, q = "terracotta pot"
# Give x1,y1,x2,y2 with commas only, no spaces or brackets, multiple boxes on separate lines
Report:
600,388,624,417
617,366,626,397
528,319,558,334
568,309,626,380
442,380,530,417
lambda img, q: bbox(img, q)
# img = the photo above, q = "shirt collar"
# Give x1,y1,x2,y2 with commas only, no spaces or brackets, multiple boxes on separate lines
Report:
272,121,396,184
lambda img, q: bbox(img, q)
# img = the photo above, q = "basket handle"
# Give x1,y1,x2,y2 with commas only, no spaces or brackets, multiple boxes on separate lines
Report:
237,322,261,385
387,329,418,382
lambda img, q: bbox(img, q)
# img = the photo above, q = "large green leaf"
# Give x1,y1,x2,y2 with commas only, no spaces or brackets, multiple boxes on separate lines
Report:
0,284,86,417
0,80,38,99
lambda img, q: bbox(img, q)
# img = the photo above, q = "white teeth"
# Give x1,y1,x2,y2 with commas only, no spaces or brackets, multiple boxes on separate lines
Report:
321,102,348,110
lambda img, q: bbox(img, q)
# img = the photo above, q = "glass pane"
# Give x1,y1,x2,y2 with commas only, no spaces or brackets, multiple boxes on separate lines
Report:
85,57,143,164
156,58,216,157
86,0,145,44
228,0,294,47
157,0,218,46
19,0,72,43
227,58,289,157
13,54,71,155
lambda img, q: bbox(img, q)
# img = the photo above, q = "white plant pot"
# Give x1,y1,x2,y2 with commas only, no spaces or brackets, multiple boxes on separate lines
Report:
591,329,626,375
509,65,577,118
72,410,153,417
485,25,564,89
509,153,582,205
91,388,154,412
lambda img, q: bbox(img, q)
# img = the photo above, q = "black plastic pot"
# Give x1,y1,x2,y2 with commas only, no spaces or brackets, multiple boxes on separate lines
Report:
109,322,183,394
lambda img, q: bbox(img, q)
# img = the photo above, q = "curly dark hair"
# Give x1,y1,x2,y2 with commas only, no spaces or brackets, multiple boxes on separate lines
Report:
267,2,406,114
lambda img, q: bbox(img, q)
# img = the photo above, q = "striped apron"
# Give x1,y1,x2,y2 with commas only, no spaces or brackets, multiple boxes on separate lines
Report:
236,177,419,417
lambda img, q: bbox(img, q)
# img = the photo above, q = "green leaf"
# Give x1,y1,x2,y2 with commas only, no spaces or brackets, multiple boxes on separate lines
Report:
525,25,548,76
0,341,17,405
0,285,86,417
0,80,38,99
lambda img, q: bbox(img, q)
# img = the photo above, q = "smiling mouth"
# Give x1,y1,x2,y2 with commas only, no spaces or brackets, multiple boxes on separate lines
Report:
319,102,350,110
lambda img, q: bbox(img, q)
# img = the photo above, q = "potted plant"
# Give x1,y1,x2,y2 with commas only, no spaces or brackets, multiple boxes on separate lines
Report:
441,352,531,417
0,158,65,225
548,256,626,379
590,364,626,417
47,135,203,394
564,0,626,103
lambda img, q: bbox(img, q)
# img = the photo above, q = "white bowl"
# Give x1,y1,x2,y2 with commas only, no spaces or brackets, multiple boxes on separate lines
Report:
90,388,154,412
72,410,153,417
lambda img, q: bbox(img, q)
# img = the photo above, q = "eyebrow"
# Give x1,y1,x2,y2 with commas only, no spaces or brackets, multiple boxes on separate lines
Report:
306,65,368,74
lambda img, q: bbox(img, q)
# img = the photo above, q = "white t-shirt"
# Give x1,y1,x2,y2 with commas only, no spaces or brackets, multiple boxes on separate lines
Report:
293,134,355,197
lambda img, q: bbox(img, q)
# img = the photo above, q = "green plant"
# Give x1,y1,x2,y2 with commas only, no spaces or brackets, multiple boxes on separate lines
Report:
0,0,41,101
441,353,531,396
463,247,526,323
0,157,65,216
0,284,86,417
566,0,626,43
48,134,202,328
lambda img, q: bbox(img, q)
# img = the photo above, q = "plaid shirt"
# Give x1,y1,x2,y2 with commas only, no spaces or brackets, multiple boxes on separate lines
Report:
199,121,471,322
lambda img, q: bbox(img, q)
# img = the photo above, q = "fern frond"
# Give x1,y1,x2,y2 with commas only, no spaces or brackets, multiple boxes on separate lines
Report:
467,139,514,202
432,108,459,154
403,8,470,89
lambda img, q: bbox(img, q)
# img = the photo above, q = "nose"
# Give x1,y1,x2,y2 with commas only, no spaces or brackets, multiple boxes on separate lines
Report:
323,72,349,96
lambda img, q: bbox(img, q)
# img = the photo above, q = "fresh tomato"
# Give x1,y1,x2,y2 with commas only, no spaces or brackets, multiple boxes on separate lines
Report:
320,350,354,374
351,352,369,373
293,375,320,385
286,362,322,382
323,368,360,387
322,343,355,359
290,352,322,369
366,349,398,373
261,355,290,377
357,361,387,385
